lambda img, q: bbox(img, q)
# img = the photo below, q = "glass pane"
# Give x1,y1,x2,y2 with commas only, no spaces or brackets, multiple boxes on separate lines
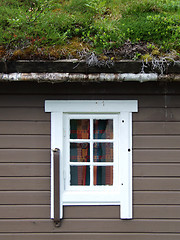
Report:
70,143,90,162
93,119,113,139
93,143,113,162
70,119,90,139
70,166,90,185
93,166,113,186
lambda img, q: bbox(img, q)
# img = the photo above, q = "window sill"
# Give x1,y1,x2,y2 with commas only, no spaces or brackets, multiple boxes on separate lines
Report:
63,190,121,205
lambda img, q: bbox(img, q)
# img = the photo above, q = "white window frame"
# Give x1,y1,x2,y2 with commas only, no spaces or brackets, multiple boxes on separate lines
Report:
63,114,119,203
45,100,138,219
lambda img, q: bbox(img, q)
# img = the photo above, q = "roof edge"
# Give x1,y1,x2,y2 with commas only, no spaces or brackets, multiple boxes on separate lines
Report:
0,60,179,74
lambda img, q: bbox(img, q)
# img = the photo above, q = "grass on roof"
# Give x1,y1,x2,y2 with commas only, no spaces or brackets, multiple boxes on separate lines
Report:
0,0,179,61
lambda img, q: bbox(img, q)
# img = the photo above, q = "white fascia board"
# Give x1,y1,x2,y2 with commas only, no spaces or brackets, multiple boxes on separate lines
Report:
45,100,138,113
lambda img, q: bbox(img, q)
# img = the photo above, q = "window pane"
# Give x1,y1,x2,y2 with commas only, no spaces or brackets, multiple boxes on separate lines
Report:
70,119,90,139
70,143,90,162
70,166,90,185
93,143,113,162
93,119,113,139
93,166,113,185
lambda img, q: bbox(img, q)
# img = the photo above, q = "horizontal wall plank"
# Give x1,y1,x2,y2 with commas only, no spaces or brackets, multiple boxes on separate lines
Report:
110,95,165,107
0,121,50,135
0,108,50,121
2,129,180,150
0,205,118,219
134,136,180,149
0,205,179,219
1,233,180,240
133,108,165,122
3,134,180,150
0,177,178,191
133,149,180,162
0,205,50,219
1,107,180,122
134,108,180,122
134,205,180,219
64,204,180,218
0,191,50,205
1,219,180,233
158,108,180,121
0,95,166,107
0,177,50,190
0,191,179,205
1,107,180,123
0,164,50,177
0,149,50,163
133,122,180,135
166,95,180,107
2,119,180,136
134,163,180,177
0,135,50,149
0,95,45,107
134,177,180,191
134,191,180,204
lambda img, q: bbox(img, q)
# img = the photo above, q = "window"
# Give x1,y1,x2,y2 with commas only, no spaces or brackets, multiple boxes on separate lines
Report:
45,100,138,220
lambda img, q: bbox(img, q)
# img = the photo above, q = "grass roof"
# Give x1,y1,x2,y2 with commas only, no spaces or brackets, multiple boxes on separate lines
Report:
0,0,179,61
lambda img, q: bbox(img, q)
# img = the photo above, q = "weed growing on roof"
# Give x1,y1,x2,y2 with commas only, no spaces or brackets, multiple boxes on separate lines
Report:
120,13,180,50
0,0,179,60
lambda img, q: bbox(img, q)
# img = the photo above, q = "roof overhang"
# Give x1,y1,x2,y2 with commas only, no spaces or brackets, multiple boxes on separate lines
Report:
0,60,179,83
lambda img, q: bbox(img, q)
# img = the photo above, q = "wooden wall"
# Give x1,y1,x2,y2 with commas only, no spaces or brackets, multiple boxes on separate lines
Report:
0,81,180,240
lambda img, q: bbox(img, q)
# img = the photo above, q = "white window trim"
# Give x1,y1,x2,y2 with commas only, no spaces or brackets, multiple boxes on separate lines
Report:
45,100,138,219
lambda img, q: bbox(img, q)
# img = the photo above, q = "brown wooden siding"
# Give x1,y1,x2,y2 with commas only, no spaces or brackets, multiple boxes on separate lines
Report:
0,82,180,239
0,234,180,240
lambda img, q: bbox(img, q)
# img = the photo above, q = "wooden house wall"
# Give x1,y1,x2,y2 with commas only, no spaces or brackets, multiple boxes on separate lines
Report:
0,81,180,240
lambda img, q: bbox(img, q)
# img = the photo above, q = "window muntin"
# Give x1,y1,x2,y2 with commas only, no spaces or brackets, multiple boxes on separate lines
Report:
65,114,118,189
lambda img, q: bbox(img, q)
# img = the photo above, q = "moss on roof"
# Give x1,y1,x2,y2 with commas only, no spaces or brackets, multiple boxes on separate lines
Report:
0,0,179,61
